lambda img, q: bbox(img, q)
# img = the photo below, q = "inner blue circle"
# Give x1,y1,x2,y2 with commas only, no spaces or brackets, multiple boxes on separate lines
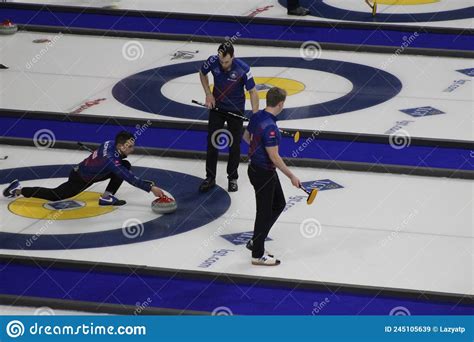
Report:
112,56,402,121
0,165,230,250
279,0,473,22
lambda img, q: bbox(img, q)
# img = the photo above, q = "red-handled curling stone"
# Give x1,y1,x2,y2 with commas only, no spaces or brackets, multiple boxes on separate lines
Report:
0,20,18,35
151,194,177,214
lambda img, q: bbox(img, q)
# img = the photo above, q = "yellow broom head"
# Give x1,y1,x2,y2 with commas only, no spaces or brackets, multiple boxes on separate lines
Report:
293,131,300,143
307,188,318,205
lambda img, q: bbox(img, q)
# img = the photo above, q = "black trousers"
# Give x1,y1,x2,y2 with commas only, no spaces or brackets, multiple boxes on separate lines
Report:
248,163,286,258
206,109,243,180
21,160,131,201
287,0,301,10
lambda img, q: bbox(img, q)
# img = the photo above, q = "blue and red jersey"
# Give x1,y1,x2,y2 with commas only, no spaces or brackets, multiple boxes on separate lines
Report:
247,110,281,170
200,56,255,113
77,140,152,192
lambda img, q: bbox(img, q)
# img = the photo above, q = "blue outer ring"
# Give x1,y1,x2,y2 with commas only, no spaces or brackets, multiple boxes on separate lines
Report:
112,57,402,121
0,165,230,250
279,0,474,22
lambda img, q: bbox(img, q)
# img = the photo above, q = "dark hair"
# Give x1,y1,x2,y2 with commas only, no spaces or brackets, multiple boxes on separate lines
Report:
115,131,134,145
218,42,234,58
266,87,287,107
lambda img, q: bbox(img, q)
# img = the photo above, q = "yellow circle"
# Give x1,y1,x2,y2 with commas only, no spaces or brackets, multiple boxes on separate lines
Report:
375,0,439,5
210,77,305,100
8,191,117,220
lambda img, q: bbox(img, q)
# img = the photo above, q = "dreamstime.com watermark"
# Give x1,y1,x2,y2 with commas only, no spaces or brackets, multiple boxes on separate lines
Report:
5,320,146,338
389,129,411,150
300,218,322,239
110,120,153,159
25,210,64,247
201,209,240,248
134,298,152,315
211,128,233,150
122,41,145,61
389,306,411,316
34,307,55,316
299,41,322,61
122,218,144,239
291,120,329,158
26,33,63,69
133,120,152,140
380,208,419,248
33,128,56,150
312,298,330,315
202,32,242,71
211,306,233,316
380,32,419,70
